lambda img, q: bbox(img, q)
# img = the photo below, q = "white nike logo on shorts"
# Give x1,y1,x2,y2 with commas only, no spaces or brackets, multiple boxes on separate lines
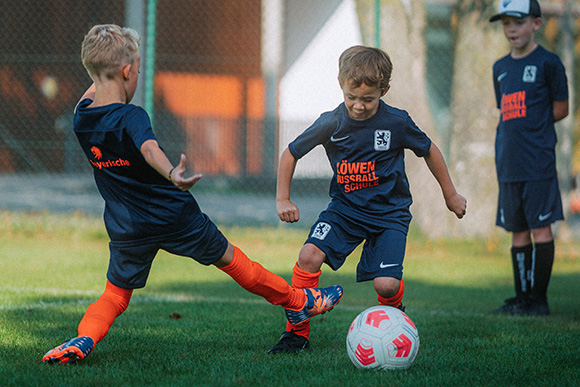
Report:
379,262,398,269
538,212,552,222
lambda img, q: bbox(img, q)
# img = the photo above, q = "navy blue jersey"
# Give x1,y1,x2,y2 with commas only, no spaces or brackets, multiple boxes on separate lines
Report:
74,99,200,242
492,45,568,183
289,101,431,232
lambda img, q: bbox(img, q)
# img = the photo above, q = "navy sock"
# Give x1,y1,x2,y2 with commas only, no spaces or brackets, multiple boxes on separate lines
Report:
511,244,532,299
530,241,555,303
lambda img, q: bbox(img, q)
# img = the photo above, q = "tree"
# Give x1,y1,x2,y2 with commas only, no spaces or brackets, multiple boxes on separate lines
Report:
448,0,505,237
355,0,454,237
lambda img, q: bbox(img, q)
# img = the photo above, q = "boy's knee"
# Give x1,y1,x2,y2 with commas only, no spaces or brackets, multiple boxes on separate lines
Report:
297,243,325,273
531,226,553,244
374,277,401,299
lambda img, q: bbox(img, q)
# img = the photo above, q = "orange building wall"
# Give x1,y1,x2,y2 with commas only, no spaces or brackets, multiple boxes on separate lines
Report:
155,73,265,175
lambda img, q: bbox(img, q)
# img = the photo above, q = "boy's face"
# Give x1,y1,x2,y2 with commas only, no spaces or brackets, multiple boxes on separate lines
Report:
340,79,388,121
500,15,541,53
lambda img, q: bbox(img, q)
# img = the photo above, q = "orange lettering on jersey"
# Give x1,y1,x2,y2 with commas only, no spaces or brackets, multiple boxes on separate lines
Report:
88,146,131,170
90,158,131,170
500,91,526,122
336,160,379,193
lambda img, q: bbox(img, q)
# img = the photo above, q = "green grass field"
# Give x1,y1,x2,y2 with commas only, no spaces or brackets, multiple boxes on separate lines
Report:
0,210,579,386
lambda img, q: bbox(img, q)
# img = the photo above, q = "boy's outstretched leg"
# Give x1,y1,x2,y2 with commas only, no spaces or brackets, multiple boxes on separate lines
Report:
43,280,133,364
268,263,321,354
217,245,342,323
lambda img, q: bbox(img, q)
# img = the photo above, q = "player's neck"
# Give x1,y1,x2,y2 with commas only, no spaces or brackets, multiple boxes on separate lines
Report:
510,41,538,59
90,79,128,107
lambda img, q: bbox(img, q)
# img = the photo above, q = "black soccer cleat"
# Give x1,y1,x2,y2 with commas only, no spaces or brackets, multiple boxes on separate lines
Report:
510,298,550,316
492,296,526,314
267,331,310,354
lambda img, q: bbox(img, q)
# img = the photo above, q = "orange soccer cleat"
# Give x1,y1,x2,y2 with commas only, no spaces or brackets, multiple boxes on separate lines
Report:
285,285,343,326
42,336,95,364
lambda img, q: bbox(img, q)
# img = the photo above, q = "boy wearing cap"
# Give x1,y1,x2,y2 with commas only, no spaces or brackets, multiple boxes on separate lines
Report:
489,0,569,315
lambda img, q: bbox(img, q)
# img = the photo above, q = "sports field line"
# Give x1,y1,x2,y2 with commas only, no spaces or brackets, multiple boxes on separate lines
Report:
0,285,493,319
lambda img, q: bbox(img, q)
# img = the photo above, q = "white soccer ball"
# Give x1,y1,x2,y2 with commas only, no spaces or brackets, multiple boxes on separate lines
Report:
346,306,420,370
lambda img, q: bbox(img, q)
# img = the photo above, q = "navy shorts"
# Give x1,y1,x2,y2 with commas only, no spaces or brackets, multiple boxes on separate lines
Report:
107,212,228,289
496,176,564,232
305,209,407,282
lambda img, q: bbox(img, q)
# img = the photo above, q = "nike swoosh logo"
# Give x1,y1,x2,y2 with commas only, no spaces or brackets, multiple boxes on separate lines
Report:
497,72,507,82
330,135,350,142
379,262,398,269
539,212,552,222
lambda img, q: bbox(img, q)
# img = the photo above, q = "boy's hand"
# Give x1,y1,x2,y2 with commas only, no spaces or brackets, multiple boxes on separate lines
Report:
446,193,467,219
171,154,203,192
277,199,300,223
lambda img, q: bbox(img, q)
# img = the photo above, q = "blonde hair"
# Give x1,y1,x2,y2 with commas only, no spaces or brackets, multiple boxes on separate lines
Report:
338,46,392,91
81,24,140,79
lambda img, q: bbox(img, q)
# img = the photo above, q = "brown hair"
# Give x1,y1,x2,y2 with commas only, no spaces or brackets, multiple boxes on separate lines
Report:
338,45,392,91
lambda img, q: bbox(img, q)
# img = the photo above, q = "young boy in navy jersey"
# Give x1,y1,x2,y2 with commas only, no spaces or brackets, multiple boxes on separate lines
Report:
268,45,467,354
42,24,343,364
489,0,568,316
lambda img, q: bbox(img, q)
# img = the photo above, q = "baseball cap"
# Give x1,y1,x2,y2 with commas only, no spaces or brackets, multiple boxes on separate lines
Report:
489,0,542,22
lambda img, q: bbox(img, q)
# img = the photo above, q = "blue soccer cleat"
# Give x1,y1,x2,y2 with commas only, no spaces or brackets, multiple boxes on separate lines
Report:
285,285,343,326
42,336,95,364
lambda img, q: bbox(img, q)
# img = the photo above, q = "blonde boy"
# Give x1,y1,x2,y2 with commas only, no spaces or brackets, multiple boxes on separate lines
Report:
43,24,342,364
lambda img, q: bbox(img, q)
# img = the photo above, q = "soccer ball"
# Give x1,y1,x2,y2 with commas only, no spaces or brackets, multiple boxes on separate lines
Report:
346,306,420,370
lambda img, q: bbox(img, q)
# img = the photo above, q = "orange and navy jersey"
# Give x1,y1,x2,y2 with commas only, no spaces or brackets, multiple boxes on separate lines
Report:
492,45,568,183
74,99,200,242
288,101,431,232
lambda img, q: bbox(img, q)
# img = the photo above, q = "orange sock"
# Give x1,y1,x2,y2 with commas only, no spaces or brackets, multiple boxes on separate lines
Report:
77,280,133,345
377,279,405,308
286,262,321,339
218,246,304,309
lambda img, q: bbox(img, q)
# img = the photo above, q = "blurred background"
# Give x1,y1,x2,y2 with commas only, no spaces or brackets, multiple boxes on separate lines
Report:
0,0,579,238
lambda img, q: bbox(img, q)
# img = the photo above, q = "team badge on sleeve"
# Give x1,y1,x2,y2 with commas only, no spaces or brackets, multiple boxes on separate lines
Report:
311,222,331,240
374,130,391,151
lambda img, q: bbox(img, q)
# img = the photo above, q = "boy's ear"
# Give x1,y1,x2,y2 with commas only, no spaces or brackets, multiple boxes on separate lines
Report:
381,85,390,97
122,64,132,80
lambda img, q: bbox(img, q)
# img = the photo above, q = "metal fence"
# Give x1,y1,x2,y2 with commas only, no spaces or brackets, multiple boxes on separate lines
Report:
0,0,578,237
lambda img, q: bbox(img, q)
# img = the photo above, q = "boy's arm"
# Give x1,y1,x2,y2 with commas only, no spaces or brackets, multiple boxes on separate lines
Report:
276,148,300,223
140,139,202,192
423,142,467,219
553,100,569,123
